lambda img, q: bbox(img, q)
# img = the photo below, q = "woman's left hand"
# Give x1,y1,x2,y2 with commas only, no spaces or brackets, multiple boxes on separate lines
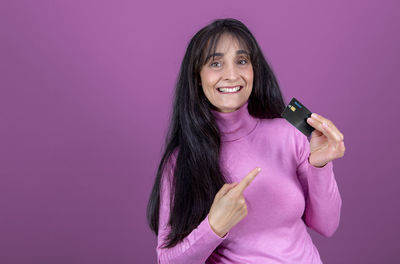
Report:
306,113,345,168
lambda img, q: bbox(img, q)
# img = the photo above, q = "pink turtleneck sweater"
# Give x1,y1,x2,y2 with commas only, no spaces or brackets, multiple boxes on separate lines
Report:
156,102,342,264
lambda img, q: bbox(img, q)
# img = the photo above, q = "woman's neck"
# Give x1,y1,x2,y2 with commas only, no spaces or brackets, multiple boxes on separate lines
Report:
211,101,259,142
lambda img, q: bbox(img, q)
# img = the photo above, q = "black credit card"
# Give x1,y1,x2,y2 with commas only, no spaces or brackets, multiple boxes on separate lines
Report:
281,97,314,137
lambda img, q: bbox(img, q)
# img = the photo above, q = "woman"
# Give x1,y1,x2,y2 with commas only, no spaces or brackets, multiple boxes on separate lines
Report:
147,18,345,264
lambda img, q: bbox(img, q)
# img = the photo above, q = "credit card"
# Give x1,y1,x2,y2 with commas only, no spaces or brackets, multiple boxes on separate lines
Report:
281,97,314,137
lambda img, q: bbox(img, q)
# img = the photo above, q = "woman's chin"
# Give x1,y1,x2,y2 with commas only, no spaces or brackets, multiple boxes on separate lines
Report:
216,102,245,113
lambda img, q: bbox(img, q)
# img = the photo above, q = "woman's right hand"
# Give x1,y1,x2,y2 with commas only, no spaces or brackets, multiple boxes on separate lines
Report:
208,167,261,238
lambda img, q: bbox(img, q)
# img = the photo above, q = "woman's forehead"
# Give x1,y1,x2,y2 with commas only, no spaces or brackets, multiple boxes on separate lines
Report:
204,33,249,57
215,35,244,51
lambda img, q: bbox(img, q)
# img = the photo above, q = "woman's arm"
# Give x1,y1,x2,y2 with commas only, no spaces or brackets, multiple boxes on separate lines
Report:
156,155,227,264
294,128,342,237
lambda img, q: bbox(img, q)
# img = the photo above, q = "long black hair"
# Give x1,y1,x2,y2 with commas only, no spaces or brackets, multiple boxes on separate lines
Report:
147,18,286,248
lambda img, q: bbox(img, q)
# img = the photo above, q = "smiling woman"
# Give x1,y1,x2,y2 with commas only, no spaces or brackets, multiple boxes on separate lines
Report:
147,18,342,264
200,33,253,113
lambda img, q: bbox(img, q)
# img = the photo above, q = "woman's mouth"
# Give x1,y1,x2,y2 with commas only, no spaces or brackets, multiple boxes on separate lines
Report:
217,86,243,94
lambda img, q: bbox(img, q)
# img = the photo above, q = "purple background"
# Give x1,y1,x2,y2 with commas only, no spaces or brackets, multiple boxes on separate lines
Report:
1,0,399,263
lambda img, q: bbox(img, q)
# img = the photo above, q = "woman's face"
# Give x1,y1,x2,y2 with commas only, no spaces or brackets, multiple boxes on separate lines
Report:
200,33,253,113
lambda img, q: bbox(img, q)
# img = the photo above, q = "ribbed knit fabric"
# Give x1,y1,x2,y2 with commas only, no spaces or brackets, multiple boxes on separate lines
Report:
156,101,342,264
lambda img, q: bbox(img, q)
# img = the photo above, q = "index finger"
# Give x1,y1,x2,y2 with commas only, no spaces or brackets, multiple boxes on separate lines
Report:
310,113,343,141
312,113,343,136
234,167,261,195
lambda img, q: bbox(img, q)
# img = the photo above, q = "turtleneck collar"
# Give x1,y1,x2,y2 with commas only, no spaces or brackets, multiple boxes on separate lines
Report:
211,101,259,142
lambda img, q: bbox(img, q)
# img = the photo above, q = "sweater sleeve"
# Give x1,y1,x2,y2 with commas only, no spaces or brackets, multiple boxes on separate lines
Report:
156,154,228,264
294,128,342,237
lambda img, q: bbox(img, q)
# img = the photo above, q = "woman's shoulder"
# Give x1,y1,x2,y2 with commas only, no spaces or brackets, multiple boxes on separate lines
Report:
255,117,308,158
257,117,296,135
256,117,306,146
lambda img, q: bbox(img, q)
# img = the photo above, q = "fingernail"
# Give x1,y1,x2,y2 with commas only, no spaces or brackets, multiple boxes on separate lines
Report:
311,113,317,118
323,122,328,127
257,168,261,172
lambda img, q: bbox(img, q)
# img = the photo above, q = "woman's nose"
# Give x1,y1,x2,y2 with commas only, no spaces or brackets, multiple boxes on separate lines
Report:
222,63,239,80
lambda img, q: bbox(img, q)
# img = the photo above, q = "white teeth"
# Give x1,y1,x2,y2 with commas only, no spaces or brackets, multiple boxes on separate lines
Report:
217,86,242,93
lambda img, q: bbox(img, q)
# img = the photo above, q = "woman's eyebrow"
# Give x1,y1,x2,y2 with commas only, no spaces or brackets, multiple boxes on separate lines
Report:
205,50,249,60
236,50,249,56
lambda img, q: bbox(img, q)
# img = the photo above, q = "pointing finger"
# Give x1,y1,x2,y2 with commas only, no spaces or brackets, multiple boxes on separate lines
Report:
216,183,238,199
234,167,261,195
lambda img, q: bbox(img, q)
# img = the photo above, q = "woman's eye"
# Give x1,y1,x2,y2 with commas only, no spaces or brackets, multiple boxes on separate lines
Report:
210,61,221,67
239,59,248,65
